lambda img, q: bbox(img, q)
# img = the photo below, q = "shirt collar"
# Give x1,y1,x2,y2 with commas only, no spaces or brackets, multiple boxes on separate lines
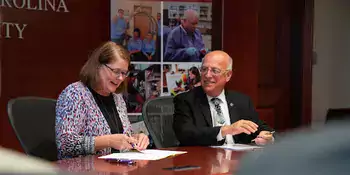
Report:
180,25,187,34
206,90,226,103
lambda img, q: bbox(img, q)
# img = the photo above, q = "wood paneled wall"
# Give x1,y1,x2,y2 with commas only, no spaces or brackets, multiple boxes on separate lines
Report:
0,1,110,151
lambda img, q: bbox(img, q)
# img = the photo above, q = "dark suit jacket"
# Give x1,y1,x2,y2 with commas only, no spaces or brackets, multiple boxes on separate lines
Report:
173,86,272,146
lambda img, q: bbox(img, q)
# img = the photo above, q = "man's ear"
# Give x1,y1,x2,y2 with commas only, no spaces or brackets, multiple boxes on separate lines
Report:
225,70,233,82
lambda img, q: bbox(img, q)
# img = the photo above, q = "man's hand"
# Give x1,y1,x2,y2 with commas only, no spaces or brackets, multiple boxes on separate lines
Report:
253,131,274,145
185,47,197,56
221,120,258,136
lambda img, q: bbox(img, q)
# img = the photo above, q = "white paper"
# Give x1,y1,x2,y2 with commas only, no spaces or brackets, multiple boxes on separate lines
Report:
98,149,187,160
211,144,262,151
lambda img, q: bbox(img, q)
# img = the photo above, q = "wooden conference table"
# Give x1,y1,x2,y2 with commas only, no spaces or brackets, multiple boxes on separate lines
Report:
56,146,252,175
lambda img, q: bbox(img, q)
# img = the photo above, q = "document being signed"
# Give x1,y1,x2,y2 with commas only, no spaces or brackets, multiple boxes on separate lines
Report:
98,149,187,160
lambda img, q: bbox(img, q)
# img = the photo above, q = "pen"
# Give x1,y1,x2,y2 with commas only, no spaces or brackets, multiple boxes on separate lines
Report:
107,159,136,165
124,131,137,149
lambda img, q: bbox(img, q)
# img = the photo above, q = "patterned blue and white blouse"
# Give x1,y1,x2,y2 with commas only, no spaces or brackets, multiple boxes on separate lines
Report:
55,81,132,160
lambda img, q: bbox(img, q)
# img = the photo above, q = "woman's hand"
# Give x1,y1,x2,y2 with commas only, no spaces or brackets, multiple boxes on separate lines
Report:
132,133,150,150
107,134,138,150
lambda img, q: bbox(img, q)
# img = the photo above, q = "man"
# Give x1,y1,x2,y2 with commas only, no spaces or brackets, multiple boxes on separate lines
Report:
173,51,274,146
111,9,129,45
164,9,206,62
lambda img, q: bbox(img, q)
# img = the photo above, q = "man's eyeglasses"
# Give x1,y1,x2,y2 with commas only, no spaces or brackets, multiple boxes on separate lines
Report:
200,66,230,76
104,64,129,78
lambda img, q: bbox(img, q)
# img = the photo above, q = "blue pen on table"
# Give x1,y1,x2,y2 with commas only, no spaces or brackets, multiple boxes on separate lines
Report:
107,159,136,165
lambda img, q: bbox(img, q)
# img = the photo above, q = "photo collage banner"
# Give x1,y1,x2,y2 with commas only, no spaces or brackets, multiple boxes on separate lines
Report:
110,0,212,115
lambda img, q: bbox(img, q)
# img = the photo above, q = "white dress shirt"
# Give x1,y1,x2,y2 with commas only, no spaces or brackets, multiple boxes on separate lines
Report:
207,90,235,145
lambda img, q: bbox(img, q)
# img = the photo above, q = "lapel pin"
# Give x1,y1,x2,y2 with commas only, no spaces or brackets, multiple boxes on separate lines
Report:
230,103,234,107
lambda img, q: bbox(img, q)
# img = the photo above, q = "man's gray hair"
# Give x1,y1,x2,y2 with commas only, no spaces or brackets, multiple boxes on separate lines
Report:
227,56,233,70
183,9,199,21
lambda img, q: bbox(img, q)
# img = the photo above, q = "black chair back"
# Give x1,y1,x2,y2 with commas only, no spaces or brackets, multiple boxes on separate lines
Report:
7,97,57,161
142,96,179,148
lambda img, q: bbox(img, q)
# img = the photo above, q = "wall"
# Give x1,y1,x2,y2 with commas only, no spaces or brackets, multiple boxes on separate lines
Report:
0,0,110,151
219,0,313,130
312,0,350,126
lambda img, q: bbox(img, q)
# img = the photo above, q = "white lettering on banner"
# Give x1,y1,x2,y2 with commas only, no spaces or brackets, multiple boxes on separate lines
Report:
27,0,38,10
0,22,28,39
15,23,27,39
55,0,69,12
0,0,69,12
0,0,70,40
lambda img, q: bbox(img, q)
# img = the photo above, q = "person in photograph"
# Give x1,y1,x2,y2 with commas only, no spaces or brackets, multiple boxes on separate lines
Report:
55,41,149,159
111,9,129,45
125,65,145,113
163,65,171,93
148,81,161,100
170,15,181,29
164,9,207,62
157,12,162,37
142,32,156,61
128,28,143,61
127,76,145,113
187,66,201,90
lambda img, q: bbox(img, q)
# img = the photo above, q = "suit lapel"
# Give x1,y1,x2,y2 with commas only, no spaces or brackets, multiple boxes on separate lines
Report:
225,91,239,123
196,88,213,127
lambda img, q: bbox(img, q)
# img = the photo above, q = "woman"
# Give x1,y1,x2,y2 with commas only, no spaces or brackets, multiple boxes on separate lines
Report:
127,28,142,61
141,32,156,61
187,66,201,90
55,41,149,159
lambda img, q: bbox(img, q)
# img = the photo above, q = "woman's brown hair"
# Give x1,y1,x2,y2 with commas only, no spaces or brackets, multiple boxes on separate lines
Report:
79,41,130,93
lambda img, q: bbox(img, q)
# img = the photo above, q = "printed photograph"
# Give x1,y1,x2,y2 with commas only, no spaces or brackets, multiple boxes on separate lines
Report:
163,2,212,62
110,0,161,62
162,63,202,96
124,64,161,113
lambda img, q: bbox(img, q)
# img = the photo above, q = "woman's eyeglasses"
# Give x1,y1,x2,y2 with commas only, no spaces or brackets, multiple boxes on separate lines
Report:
104,64,130,78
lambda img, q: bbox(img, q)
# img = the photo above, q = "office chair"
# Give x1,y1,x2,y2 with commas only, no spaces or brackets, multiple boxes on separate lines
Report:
325,108,350,123
142,96,179,148
7,97,58,161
